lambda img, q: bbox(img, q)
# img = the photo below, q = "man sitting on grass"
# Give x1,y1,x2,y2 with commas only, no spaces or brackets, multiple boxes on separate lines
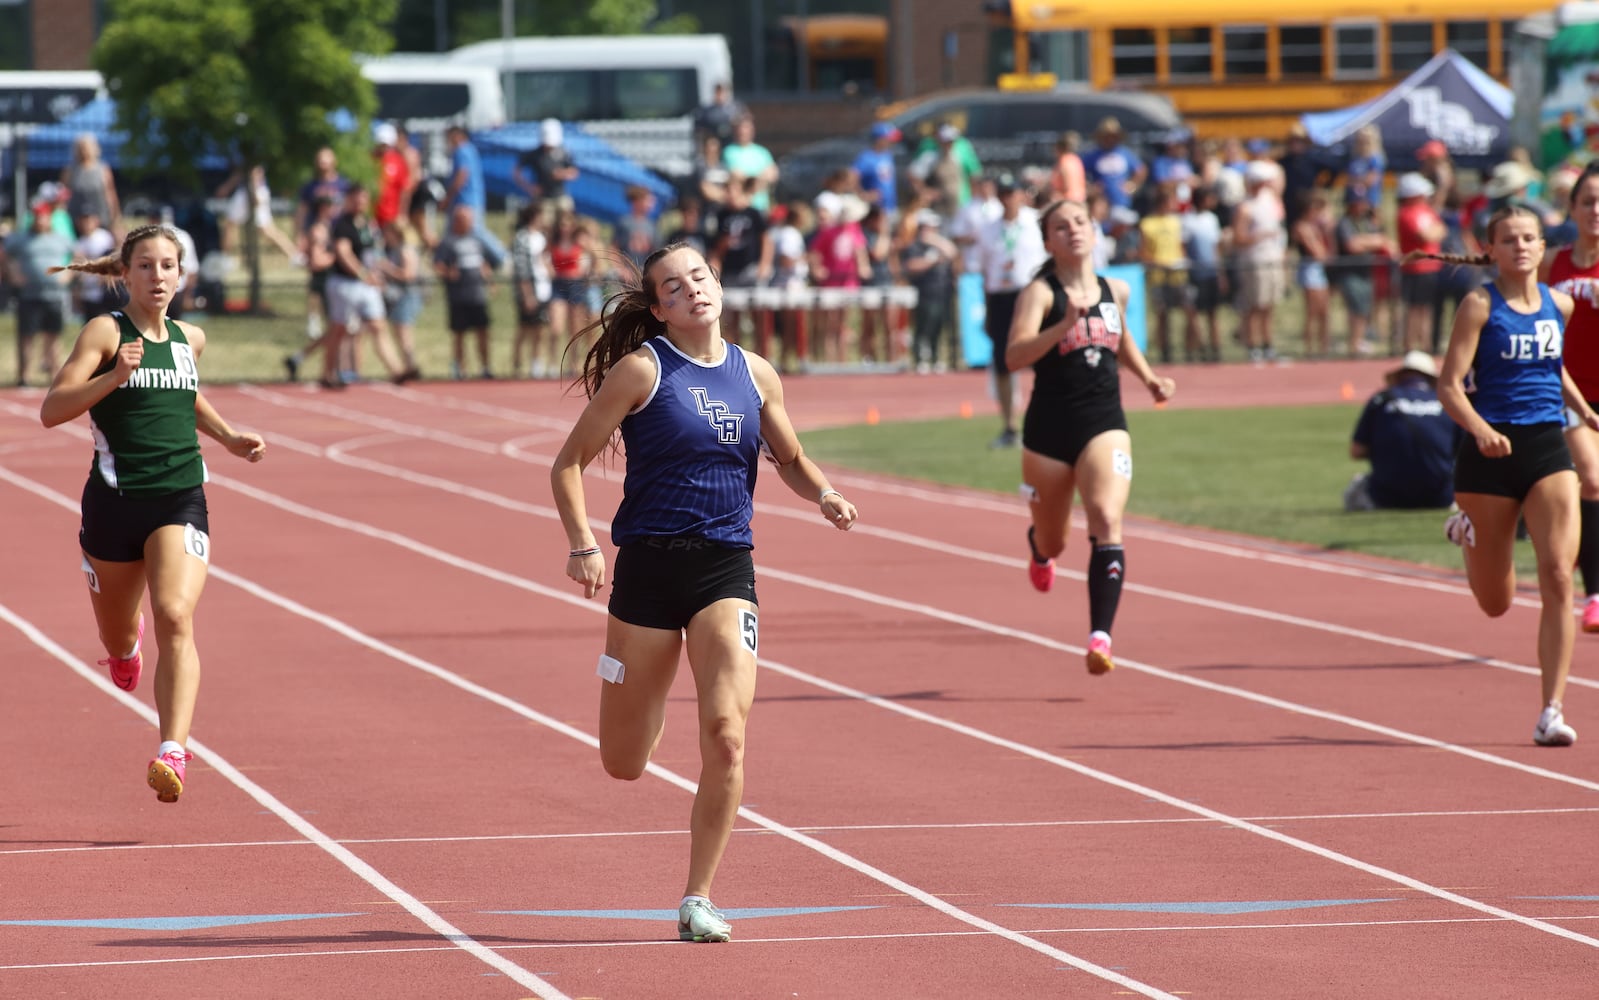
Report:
1345,350,1462,511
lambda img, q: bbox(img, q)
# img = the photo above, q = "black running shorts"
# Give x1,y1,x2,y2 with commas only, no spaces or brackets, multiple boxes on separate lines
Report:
1453,421,1574,502
79,477,210,563
608,536,758,631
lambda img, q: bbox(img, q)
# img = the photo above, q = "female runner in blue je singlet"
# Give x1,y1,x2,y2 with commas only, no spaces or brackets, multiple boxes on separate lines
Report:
550,243,859,944
1427,203,1599,746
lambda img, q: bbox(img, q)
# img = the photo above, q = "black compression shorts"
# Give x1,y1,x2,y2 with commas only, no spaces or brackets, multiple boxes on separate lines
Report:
1453,421,1574,502
79,477,210,563
608,536,758,631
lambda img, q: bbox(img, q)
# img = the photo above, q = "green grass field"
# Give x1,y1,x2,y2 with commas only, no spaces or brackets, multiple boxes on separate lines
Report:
800,404,1539,578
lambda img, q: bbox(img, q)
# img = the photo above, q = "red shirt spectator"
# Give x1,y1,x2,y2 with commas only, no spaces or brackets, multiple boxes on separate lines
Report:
373,123,410,228
1396,173,1444,275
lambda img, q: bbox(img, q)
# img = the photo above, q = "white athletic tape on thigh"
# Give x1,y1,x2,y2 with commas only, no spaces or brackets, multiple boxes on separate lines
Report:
1112,449,1133,481
596,653,625,684
80,555,100,594
1019,483,1039,503
183,523,211,564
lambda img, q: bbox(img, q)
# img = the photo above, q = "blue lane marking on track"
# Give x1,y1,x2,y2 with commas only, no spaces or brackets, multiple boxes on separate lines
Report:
484,906,879,921
0,913,367,930
1000,899,1399,915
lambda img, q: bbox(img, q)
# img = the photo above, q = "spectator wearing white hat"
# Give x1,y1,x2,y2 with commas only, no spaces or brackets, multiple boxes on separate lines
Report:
1345,350,1461,511
914,121,982,220
516,118,579,216
372,122,411,229
1230,159,1287,362
1397,171,1447,352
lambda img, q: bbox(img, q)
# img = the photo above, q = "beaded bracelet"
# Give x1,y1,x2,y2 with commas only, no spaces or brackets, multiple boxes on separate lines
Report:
569,546,601,558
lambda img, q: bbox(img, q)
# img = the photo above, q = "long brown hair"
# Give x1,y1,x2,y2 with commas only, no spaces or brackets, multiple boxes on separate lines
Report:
568,242,704,398
48,223,186,281
1400,203,1541,269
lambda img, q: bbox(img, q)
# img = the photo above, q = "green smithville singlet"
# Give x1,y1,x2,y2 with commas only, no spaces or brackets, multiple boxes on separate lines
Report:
86,312,206,496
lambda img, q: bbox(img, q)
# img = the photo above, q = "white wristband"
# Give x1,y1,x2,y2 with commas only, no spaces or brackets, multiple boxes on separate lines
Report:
819,488,842,504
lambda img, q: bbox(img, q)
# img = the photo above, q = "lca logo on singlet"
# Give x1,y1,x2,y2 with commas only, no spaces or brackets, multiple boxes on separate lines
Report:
688,387,744,444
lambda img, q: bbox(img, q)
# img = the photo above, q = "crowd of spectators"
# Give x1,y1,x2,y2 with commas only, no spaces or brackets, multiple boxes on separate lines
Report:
4,86,1590,387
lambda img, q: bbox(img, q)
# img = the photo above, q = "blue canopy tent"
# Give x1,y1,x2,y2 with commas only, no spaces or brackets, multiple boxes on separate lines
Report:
1300,49,1513,172
5,96,234,176
473,121,675,229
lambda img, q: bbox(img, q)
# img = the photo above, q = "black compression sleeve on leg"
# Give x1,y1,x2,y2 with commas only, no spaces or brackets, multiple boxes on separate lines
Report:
1579,500,1599,597
1087,541,1126,635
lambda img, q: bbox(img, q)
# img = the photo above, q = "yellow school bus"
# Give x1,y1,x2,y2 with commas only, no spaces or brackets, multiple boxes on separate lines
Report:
769,14,889,95
982,0,1564,140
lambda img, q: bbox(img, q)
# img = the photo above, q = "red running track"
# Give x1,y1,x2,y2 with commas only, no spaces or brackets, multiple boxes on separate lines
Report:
0,367,1594,1000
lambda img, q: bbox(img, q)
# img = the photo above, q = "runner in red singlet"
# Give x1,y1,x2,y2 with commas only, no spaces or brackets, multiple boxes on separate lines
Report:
1542,162,1599,631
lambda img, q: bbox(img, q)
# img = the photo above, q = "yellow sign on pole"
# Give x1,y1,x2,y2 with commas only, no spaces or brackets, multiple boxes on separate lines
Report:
998,72,1059,91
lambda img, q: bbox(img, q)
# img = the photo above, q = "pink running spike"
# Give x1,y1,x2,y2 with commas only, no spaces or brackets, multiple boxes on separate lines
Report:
1086,634,1114,676
1026,527,1055,593
147,750,192,803
100,615,145,692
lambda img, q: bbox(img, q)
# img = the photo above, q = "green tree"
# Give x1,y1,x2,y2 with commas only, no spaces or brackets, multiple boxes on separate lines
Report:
95,0,398,308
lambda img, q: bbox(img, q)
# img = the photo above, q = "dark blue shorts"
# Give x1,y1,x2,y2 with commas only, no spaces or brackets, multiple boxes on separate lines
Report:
1453,422,1573,502
79,476,209,563
609,536,757,631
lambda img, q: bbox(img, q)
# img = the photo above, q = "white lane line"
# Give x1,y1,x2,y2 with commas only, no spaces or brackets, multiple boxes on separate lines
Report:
250,430,1599,785
10,911,1599,973
353,383,1540,610
0,600,570,1000
227,390,1589,693
0,467,1181,1000
6,805,1598,857
15,460,1588,953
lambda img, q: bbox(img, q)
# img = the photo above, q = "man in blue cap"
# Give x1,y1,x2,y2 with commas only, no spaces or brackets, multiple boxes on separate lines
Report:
854,121,902,218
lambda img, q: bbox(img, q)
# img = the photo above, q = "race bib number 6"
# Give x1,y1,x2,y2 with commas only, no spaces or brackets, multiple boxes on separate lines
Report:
183,523,211,564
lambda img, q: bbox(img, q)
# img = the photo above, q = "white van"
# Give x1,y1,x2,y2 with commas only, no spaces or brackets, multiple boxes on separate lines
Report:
0,70,106,126
447,34,733,178
358,55,506,133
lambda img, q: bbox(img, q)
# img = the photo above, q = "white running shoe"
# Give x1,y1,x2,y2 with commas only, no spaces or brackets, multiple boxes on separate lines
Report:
677,898,732,943
1534,703,1578,747
1444,509,1476,548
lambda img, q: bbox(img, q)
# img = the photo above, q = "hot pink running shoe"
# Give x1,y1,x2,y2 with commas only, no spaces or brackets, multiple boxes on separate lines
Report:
100,615,144,692
1583,598,1599,634
147,749,192,803
1026,527,1055,593
1086,633,1114,676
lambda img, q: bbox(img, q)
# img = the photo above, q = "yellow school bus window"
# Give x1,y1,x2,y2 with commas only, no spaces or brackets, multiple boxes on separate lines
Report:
1499,20,1519,74
1278,24,1323,78
1223,25,1268,79
1447,21,1491,70
1389,21,1436,74
1168,26,1213,80
1112,28,1157,80
1333,22,1380,79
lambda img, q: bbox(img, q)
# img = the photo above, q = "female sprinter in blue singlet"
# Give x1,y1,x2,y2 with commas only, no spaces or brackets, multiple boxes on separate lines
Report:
1003,198,1176,677
1426,203,1599,746
550,243,858,943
